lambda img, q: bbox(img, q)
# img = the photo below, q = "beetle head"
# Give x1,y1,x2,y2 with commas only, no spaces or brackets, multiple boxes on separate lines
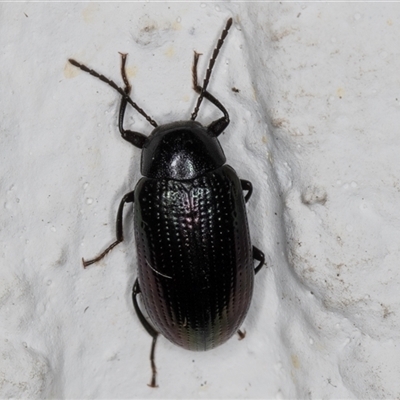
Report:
141,120,226,180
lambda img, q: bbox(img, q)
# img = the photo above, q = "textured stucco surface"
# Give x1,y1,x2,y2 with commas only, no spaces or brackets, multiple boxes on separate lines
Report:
1,2,400,398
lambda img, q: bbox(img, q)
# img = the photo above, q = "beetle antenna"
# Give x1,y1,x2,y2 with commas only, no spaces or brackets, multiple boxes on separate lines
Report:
191,18,233,121
69,59,158,128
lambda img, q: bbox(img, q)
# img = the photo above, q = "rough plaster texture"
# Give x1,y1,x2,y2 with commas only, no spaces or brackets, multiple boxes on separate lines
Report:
1,2,400,399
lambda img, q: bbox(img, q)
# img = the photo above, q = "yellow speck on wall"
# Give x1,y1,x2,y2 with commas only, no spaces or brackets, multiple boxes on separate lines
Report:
291,354,300,369
126,65,138,79
165,46,175,59
82,3,99,23
336,87,345,99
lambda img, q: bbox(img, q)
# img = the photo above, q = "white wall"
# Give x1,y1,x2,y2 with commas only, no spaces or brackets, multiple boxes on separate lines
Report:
1,2,400,398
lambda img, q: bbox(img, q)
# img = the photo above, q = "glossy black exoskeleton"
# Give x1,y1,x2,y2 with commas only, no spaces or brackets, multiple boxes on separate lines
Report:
69,18,265,387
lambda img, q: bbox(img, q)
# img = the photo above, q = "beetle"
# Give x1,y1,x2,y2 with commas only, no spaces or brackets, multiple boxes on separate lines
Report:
69,18,265,387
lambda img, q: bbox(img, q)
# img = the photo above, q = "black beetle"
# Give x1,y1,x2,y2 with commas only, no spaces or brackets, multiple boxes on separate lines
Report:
69,18,265,387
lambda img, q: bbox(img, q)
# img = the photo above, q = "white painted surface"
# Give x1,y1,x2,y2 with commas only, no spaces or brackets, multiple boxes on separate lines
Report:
1,2,400,398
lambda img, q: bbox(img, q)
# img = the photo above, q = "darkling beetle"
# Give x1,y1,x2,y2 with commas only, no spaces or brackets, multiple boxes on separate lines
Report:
69,18,265,387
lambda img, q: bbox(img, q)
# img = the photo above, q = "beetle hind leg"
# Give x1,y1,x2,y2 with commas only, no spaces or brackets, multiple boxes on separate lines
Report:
82,190,135,268
132,279,160,388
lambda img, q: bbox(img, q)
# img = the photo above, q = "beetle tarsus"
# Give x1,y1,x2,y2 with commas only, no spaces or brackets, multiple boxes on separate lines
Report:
82,239,122,267
118,52,131,93
132,280,160,388
82,190,135,267
148,335,159,388
237,329,246,340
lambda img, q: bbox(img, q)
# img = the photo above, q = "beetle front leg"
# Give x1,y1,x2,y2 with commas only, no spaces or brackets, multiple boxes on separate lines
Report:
118,53,148,149
253,246,265,274
82,190,135,268
132,279,159,388
191,52,230,137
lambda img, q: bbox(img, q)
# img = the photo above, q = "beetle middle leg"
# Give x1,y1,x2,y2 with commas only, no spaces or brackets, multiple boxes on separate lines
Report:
241,180,253,203
132,279,159,388
253,246,265,274
239,181,265,273
82,190,135,268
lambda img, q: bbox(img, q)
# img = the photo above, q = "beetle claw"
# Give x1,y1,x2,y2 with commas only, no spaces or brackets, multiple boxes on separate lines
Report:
148,376,158,388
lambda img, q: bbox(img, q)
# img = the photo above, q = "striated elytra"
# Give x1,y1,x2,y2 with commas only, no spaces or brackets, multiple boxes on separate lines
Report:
69,18,265,387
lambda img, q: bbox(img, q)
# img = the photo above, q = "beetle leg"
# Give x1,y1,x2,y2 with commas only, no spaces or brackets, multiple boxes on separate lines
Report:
132,279,159,388
82,190,135,268
237,329,246,340
118,53,149,149
191,18,232,128
253,246,265,274
240,180,253,203
191,51,230,137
